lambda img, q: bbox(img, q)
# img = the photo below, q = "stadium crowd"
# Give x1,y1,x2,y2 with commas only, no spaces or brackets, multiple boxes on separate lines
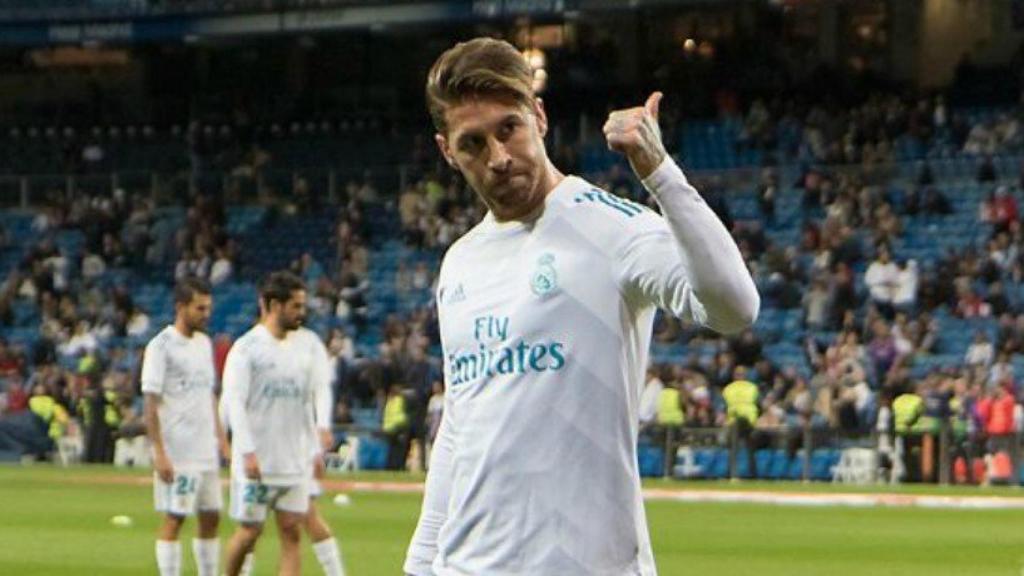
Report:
2,82,1024,483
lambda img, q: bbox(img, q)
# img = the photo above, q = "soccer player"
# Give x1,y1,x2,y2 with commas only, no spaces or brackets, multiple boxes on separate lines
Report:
225,383,346,576
143,277,226,576
221,271,333,576
404,38,760,575
224,299,346,576
297,320,347,576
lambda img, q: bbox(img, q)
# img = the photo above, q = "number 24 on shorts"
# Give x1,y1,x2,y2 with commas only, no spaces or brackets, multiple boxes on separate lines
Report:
174,475,196,496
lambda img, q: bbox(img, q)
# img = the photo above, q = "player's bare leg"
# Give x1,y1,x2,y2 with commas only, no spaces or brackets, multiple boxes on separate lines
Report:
305,501,331,542
306,501,345,576
225,523,262,576
158,513,185,540
276,510,304,576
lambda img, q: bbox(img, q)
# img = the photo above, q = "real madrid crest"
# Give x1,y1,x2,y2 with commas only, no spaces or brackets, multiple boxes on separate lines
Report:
530,253,558,296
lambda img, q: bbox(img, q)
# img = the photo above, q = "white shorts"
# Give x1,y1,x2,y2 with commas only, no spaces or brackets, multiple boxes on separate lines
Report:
309,478,322,499
229,477,309,524
154,470,222,517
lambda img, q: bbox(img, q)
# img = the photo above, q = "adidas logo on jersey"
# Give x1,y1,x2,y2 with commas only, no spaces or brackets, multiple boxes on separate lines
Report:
441,283,467,305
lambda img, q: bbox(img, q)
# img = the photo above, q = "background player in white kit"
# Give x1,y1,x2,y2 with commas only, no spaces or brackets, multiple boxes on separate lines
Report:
220,271,334,576
404,39,760,575
293,321,347,576
226,298,346,576
142,277,227,576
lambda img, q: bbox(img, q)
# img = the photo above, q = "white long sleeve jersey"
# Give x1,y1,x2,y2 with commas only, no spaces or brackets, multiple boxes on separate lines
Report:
141,325,218,472
405,158,760,576
221,324,332,485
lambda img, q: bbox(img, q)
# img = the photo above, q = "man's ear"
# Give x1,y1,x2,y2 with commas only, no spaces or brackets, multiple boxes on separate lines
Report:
534,98,549,138
435,133,457,169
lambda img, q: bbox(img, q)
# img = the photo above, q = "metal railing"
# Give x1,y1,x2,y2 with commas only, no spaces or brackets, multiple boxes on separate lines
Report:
647,421,1023,486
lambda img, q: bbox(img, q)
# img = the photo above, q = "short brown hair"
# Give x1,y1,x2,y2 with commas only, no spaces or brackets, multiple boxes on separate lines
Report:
174,276,211,305
426,37,534,134
259,270,305,308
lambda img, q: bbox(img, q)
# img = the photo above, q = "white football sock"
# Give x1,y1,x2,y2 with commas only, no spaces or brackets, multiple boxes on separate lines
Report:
155,540,181,576
239,551,255,576
191,538,219,576
312,537,345,576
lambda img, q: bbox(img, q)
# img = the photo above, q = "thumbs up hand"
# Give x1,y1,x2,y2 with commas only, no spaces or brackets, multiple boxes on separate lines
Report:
603,92,667,180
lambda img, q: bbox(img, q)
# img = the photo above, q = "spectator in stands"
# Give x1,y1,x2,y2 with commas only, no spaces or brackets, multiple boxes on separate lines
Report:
996,313,1021,353
43,247,70,294
411,261,432,291
964,122,996,156
987,281,1012,316
867,319,901,385
4,378,28,413
989,351,1015,390
872,203,902,245
893,259,919,314
711,351,737,389
174,250,200,281
125,306,150,338
101,232,126,267
80,372,114,463
729,329,763,368
965,331,995,368
60,320,99,358
426,381,445,460
983,380,1017,470
683,369,715,428
754,395,786,451
757,168,777,223
655,378,685,474
639,365,664,432
984,237,1015,280
399,185,425,246
81,250,106,284
28,382,68,445
865,246,898,318
992,186,1018,233
336,262,369,327
209,248,233,285
894,382,925,482
956,286,991,319
980,191,998,223
723,366,759,478
803,276,831,330
356,173,379,204
382,383,410,471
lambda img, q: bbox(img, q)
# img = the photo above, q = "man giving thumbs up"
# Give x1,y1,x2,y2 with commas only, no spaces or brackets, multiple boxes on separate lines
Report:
405,37,759,576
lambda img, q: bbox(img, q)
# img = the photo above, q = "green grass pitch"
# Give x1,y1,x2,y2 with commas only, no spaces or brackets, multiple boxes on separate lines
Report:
2,465,1024,575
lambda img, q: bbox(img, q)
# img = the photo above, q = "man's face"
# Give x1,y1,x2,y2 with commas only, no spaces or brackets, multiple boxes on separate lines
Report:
436,94,550,221
272,290,307,331
181,293,212,333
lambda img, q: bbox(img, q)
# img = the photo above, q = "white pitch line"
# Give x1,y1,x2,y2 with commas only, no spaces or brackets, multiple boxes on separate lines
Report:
324,481,1024,510
642,488,1024,510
